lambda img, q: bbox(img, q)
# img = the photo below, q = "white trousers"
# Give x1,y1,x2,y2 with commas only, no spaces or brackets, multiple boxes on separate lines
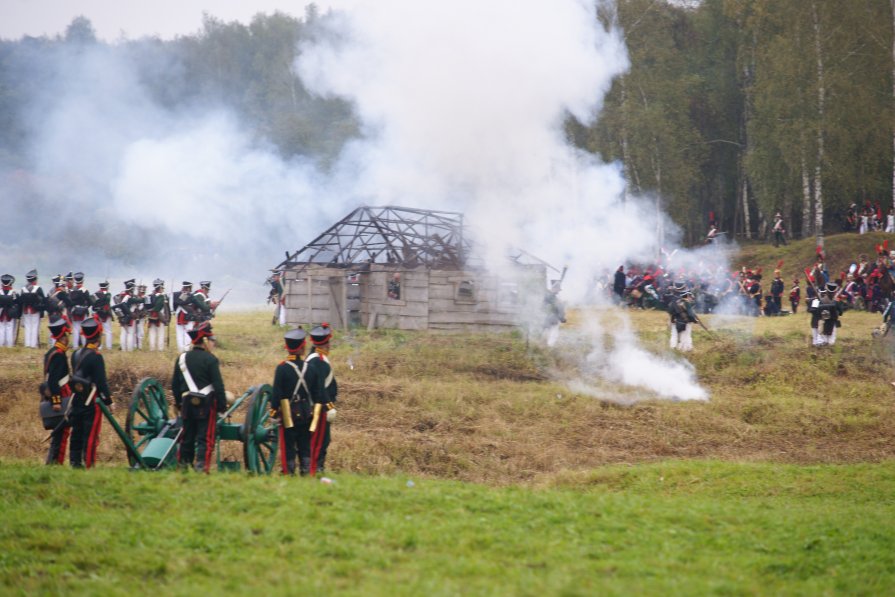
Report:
176,322,194,352
135,320,145,349
23,313,40,347
278,304,287,326
71,320,84,349
0,320,15,347
670,323,693,351
100,319,113,350
120,324,136,352
813,326,837,346
148,324,166,351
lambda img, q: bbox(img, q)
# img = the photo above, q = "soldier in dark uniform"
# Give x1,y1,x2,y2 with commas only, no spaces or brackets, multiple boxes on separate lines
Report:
191,281,217,323
69,318,113,468
68,272,91,348
171,322,226,473
146,279,169,351
268,272,286,326
669,290,700,351
768,270,784,315
0,274,19,347
91,281,113,350
20,270,45,348
43,318,73,465
809,283,842,346
173,281,194,352
305,324,338,476
113,279,138,351
45,275,70,322
272,328,325,476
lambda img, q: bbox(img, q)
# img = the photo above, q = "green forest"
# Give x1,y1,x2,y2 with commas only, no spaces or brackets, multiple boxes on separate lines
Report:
1,0,893,247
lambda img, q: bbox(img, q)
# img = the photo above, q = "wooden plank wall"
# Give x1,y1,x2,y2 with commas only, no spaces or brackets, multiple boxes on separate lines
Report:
283,264,545,331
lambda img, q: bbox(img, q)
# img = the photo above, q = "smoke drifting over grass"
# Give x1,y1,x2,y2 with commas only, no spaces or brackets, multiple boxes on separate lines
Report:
296,0,713,400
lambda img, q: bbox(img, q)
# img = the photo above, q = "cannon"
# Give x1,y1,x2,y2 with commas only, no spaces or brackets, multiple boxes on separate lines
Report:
97,377,280,473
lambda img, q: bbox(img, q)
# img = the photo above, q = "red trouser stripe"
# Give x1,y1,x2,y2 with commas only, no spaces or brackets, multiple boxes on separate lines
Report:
309,412,327,477
85,403,102,468
279,426,288,474
203,407,217,473
57,427,71,464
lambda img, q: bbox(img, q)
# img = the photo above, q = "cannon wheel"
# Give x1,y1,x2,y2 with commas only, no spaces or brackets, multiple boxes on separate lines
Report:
243,384,279,475
126,377,171,467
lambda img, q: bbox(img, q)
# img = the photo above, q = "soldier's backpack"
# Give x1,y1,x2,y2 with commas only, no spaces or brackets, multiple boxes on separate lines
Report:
286,360,313,420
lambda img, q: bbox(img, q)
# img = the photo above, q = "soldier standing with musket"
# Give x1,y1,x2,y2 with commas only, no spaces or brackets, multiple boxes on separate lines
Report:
0,274,19,347
68,273,91,348
134,284,148,350
171,322,226,473
42,318,73,465
305,324,338,476
146,279,169,352
69,319,113,468
272,328,325,476
20,270,45,348
91,281,113,350
268,272,286,326
114,279,138,352
669,290,700,352
173,281,194,352
191,281,218,323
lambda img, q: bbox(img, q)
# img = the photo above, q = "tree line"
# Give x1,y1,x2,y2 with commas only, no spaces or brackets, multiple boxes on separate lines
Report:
2,2,893,247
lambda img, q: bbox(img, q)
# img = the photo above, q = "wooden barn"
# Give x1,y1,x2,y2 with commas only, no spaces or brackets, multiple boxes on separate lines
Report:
273,206,555,331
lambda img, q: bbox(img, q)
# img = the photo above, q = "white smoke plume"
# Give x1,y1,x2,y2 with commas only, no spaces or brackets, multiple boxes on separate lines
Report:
296,0,712,400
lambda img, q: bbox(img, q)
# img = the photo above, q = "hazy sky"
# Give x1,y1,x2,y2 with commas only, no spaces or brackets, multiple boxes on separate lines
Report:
0,0,315,41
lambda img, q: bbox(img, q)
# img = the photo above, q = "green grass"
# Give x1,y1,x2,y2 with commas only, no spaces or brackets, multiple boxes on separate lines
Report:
2,460,894,596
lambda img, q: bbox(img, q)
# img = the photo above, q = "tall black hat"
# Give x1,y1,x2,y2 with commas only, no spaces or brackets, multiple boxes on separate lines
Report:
284,328,307,351
153,278,164,288
124,279,135,289
182,281,192,288
187,322,215,343
26,269,37,280
1,274,13,286
81,318,102,340
199,280,211,288
64,272,74,281
48,317,70,339
98,281,110,289
73,272,85,283
310,323,332,345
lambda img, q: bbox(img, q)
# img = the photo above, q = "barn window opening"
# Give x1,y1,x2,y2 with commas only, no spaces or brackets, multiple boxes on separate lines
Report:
387,273,401,300
456,280,476,303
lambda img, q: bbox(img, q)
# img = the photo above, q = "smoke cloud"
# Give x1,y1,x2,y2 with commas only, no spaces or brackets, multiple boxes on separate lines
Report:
296,0,711,400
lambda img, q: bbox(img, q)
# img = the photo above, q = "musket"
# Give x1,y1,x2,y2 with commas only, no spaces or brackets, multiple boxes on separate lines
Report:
694,317,717,339
212,288,232,312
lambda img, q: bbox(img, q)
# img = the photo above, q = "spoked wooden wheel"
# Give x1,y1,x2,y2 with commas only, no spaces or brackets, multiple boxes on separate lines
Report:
126,377,172,467
242,384,279,475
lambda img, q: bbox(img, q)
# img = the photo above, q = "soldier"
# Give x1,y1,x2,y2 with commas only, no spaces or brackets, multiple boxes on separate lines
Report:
91,281,114,350
44,276,69,322
113,279,138,352
134,284,148,350
768,270,784,315
69,318,113,468
669,290,700,352
809,283,842,346
171,322,226,473
19,270,45,348
789,277,801,314
305,324,338,476
0,274,19,347
268,271,286,326
272,328,321,476
542,281,567,346
146,279,169,352
43,318,73,465
68,272,91,348
191,281,217,323
173,281,195,352
772,213,787,247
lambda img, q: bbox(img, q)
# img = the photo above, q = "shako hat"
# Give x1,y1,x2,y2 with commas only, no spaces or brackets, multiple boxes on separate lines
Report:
825,282,838,294
98,281,110,289
284,328,307,351
188,321,215,344
48,317,70,339
81,318,102,340
153,278,164,288
310,323,332,345
64,272,74,281
1,274,13,286
199,280,211,289
26,269,37,280
73,272,84,283
182,281,192,287
124,279,135,289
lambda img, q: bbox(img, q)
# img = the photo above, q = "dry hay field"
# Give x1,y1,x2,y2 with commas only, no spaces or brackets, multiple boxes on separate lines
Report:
2,301,894,486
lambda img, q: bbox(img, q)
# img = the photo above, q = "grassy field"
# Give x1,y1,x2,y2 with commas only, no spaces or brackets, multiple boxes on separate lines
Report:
2,232,895,593
2,460,894,595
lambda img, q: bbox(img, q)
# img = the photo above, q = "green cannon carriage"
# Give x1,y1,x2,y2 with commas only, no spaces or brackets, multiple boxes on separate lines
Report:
96,378,281,473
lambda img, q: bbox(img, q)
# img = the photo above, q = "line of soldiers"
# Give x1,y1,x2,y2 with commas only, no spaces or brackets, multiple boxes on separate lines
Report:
39,315,339,475
0,270,222,352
